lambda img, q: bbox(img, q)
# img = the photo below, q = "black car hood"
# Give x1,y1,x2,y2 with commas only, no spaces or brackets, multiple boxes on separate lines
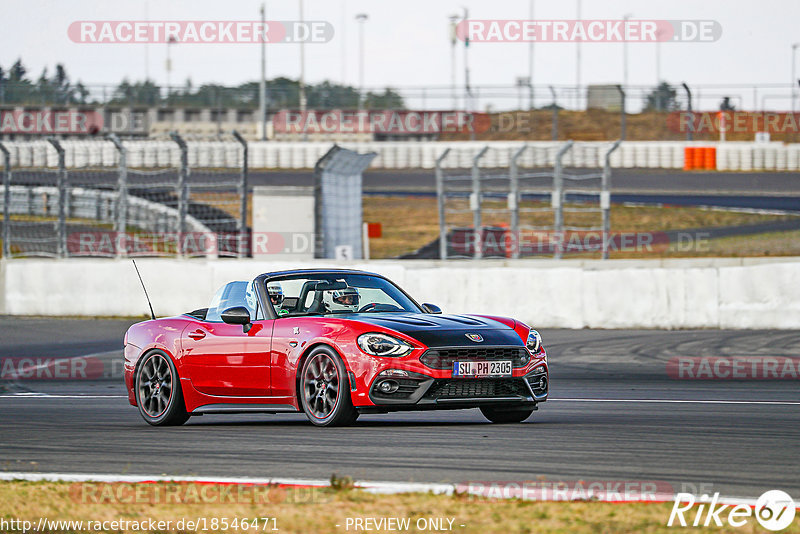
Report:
345,313,524,348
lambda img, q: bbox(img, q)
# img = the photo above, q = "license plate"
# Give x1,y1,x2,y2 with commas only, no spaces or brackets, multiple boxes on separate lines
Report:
452,361,512,377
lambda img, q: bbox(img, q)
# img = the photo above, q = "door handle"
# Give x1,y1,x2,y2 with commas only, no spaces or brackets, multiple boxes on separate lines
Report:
188,330,206,340
289,341,298,347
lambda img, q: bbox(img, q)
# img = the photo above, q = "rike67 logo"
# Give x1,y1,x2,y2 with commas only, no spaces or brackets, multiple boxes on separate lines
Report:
668,490,796,531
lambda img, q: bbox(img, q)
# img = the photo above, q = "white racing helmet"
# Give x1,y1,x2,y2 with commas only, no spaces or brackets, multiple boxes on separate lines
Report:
323,286,360,313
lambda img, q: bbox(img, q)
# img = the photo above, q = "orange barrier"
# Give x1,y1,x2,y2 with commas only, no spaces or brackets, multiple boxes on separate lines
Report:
683,147,696,170
703,147,717,170
684,146,717,170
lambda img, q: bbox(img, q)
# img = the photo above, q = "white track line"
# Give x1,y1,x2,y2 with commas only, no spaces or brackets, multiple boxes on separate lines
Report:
1,472,793,508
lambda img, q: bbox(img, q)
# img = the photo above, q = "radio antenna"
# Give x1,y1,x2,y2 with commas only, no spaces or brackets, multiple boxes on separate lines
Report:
132,259,156,320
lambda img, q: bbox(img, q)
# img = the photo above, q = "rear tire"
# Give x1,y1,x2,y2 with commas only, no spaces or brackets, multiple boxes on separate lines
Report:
480,406,534,423
135,350,190,426
299,346,358,427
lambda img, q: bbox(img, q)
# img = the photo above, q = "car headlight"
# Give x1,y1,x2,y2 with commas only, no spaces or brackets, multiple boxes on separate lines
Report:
357,333,413,357
526,329,543,354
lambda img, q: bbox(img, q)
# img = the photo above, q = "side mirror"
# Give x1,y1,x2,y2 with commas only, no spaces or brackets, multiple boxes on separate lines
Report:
221,306,253,333
422,303,442,314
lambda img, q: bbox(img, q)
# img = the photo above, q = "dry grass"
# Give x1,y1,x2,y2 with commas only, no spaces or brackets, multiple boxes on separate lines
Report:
705,229,800,257
2,481,794,534
362,195,796,259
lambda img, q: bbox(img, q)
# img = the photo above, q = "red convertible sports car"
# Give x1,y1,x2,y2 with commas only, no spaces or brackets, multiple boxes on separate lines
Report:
124,269,548,427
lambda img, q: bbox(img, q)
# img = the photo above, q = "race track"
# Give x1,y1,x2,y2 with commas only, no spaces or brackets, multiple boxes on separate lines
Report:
1,318,798,499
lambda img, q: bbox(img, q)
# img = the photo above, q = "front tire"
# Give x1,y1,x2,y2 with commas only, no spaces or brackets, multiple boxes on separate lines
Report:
135,350,189,426
299,346,358,427
480,405,534,423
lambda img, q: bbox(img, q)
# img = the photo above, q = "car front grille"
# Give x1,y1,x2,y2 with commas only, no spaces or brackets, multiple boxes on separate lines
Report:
423,378,530,400
419,347,530,370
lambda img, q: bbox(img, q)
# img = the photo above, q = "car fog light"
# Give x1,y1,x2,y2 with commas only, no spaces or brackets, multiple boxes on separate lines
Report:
378,380,399,394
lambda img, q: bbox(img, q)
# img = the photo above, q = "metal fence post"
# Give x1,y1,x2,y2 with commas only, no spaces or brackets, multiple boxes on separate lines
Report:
435,148,451,260
47,138,67,258
549,85,558,140
509,144,528,260
0,142,10,259
617,85,627,140
169,132,188,257
682,83,693,141
471,146,489,259
107,134,127,258
232,130,249,258
553,140,574,260
602,140,623,260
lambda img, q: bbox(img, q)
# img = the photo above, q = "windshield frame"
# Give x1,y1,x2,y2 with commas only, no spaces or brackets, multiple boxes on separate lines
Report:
254,270,426,319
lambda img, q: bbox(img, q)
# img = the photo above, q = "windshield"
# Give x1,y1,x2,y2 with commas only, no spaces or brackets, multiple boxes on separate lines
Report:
265,273,421,318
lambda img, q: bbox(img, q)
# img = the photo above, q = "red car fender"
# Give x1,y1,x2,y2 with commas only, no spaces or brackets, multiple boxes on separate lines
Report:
331,321,428,407
471,314,531,344
124,317,192,406
470,314,546,371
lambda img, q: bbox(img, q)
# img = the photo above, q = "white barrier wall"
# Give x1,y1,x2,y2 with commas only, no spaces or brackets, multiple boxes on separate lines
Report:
2,258,799,329
3,140,800,171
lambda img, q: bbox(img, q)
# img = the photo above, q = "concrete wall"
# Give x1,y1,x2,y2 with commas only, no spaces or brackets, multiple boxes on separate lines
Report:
1,257,799,329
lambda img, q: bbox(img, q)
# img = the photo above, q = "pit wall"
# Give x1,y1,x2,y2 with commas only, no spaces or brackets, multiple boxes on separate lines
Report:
2,257,799,329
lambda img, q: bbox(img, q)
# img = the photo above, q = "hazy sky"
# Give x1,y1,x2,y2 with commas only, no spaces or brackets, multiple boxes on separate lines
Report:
2,0,798,110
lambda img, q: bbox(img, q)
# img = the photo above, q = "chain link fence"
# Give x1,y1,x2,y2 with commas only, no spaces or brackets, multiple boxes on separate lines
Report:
436,141,622,259
0,135,248,259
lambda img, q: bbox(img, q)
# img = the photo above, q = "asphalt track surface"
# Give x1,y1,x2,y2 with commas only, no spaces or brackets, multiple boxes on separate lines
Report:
1,317,798,499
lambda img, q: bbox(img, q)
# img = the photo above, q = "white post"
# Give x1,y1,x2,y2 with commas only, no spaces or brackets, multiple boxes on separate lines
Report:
449,14,459,110
623,14,631,93
259,3,267,141
528,0,535,110
575,0,581,109
298,0,307,119
792,43,799,120
356,13,369,109
362,222,370,260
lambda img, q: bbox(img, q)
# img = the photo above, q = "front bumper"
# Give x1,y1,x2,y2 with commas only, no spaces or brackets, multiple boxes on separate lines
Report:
363,366,548,411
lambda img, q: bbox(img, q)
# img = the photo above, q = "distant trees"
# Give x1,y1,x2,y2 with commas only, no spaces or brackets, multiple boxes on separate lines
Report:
0,57,406,110
643,82,680,112
0,58,86,105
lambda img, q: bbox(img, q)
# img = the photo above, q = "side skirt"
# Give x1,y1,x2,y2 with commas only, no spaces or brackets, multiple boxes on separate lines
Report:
191,403,300,415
